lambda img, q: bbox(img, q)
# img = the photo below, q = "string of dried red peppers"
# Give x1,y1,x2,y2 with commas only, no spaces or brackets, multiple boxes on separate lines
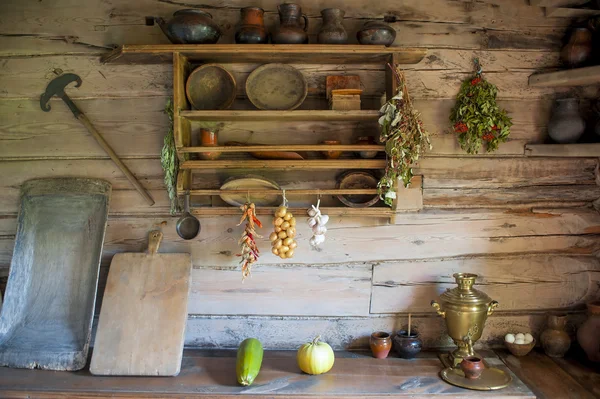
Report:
237,202,262,281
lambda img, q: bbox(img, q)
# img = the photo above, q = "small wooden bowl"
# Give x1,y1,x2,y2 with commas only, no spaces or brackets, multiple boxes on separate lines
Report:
505,338,536,357
186,64,236,110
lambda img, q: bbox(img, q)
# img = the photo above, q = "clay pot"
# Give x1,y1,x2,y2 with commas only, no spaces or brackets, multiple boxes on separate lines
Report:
198,129,221,160
271,3,309,44
460,356,485,379
561,27,592,68
577,300,600,362
591,101,600,138
357,21,396,47
318,8,347,44
393,330,422,359
321,140,342,159
541,313,571,358
235,7,268,44
547,98,585,144
356,136,378,159
154,9,221,44
370,331,392,359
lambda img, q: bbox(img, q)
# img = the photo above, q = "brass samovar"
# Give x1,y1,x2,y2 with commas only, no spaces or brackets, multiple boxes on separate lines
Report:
431,273,498,368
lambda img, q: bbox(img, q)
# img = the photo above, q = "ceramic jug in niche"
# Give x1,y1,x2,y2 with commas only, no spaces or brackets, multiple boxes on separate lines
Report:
271,3,309,44
547,98,585,144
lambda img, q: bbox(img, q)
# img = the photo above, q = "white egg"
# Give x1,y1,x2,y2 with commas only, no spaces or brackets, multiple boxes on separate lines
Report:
505,333,515,343
515,333,525,341
524,333,534,344
515,338,526,345
318,214,329,225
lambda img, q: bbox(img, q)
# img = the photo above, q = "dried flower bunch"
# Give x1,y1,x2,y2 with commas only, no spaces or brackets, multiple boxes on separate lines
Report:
378,64,431,207
450,59,512,154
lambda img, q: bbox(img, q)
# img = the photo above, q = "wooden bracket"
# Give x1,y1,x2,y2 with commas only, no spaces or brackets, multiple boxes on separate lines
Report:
390,175,423,224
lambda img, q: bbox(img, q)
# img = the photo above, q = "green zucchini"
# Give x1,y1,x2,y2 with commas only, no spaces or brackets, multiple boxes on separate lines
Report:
236,338,264,386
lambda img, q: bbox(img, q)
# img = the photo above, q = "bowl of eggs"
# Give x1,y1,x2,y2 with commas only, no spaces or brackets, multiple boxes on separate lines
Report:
504,332,535,356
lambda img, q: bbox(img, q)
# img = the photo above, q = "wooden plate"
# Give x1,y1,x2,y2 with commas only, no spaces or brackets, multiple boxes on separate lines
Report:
220,176,281,207
246,64,307,110
336,171,380,208
186,64,236,110
224,141,304,160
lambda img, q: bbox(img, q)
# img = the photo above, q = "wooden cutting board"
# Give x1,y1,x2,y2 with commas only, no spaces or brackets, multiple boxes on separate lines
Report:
90,231,191,376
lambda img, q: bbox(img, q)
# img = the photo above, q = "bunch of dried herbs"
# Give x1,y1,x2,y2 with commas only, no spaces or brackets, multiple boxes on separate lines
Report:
378,65,431,207
450,59,512,154
161,99,179,214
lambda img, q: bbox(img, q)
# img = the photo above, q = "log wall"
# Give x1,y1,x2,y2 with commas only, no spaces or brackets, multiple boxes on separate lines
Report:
1,0,599,350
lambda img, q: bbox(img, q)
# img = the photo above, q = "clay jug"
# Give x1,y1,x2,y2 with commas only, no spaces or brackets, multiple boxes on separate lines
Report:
561,27,592,68
271,3,308,44
577,301,600,362
318,8,347,44
547,98,585,144
235,7,268,44
154,9,221,44
369,331,392,359
541,313,571,358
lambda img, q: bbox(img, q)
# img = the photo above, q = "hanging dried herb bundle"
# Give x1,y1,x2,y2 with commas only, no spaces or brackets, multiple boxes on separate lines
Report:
161,99,179,215
450,59,512,154
378,65,431,207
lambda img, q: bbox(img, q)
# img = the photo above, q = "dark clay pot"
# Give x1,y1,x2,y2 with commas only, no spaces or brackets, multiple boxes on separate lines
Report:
393,330,422,359
541,313,571,358
460,356,485,379
155,9,221,44
547,98,585,144
561,27,592,68
235,7,268,44
370,331,392,359
357,21,396,47
318,8,347,44
577,301,600,362
271,3,309,44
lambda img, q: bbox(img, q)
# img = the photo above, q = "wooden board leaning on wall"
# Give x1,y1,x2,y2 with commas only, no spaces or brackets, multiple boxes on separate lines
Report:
0,0,567,56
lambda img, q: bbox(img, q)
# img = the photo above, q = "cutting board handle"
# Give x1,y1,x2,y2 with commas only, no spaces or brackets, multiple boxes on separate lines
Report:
148,230,163,255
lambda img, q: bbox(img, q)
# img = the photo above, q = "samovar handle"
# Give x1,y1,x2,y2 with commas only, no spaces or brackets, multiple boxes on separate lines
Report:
431,300,445,318
487,300,499,316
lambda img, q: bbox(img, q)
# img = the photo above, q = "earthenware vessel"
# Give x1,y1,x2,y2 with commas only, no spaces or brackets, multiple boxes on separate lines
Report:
577,301,600,362
431,273,498,368
357,21,396,47
393,330,422,359
321,140,342,159
318,8,347,44
460,356,485,379
369,331,392,359
155,9,221,44
356,136,378,159
235,7,268,44
198,129,221,160
271,3,308,44
591,100,600,138
561,27,592,68
541,313,571,358
547,98,585,144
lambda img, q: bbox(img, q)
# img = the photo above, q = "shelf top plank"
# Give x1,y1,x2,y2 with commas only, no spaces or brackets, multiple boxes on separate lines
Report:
529,65,600,87
180,109,380,122
179,144,384,153
525,143,600,157
180,159,386,170
102,44,426,65
189,206,393,217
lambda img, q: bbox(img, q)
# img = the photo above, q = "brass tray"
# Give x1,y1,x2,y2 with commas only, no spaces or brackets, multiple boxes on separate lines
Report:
440,366,512,391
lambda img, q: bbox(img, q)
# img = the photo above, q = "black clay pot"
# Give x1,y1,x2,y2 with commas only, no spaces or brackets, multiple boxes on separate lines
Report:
393,330,422,359
357,21,396,47
155,9,221,44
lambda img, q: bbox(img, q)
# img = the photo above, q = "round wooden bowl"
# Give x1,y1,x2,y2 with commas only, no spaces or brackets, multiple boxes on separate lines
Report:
505,338,536,357
186,64,236,110
336,171,380,208
246,63,307,110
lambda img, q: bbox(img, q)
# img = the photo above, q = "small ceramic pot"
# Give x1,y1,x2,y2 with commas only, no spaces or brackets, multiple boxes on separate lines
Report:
393,330,422,359
370,331,392,359
318,8,347,44
271,3,308,44
198,129,221,160
357,21,396,47
154,9,221,44
321,140,342,159
541,313,571,358
460,356,485,379
356,136,378,159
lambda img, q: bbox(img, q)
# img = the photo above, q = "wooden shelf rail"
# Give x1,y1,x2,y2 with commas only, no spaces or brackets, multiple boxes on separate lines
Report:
529,65,600,87
180,110,381,122
179,144,384,153
180,159,386,170
189,206,392,217
179,188,379,196
525,143,600,157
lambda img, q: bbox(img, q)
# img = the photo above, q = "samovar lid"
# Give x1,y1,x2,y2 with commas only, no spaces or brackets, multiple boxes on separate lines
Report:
439,273,492,305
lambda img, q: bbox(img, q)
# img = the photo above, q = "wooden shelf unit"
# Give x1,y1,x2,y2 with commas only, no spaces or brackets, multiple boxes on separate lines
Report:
528,65,600,87
114,45,428,220
525,143,600,157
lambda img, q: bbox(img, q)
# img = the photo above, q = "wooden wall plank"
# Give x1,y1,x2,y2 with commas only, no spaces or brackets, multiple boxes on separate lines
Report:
188,266,372,316
371,255,600,313
183,313,587,350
